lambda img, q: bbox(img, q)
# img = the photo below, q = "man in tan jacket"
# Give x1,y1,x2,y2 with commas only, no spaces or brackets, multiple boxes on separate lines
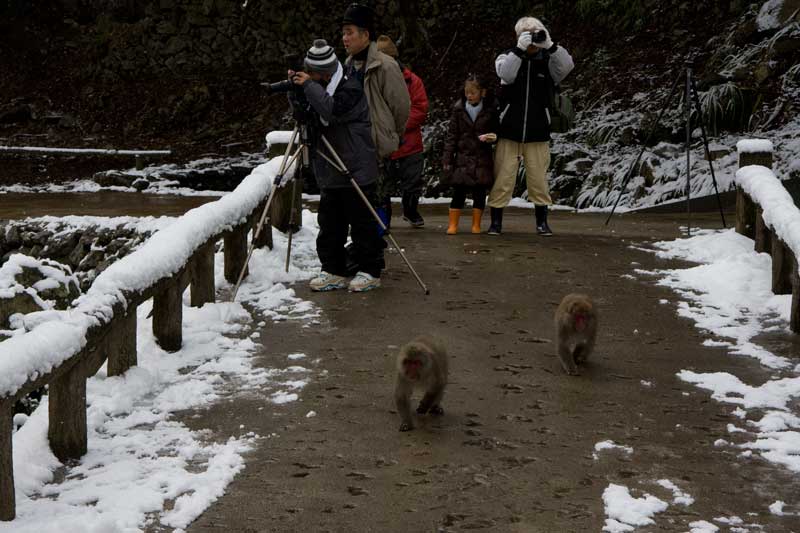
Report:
341,3,411,230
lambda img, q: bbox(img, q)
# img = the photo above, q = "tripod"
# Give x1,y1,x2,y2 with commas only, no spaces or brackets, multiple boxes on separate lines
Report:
231,124,430,300
604,59,727,236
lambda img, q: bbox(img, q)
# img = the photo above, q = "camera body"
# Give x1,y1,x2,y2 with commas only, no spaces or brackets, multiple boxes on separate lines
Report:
263,53,317,126
531,29,547,44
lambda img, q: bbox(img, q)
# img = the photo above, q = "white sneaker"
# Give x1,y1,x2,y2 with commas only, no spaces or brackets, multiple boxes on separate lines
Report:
309,271,348,292
348,272,381,292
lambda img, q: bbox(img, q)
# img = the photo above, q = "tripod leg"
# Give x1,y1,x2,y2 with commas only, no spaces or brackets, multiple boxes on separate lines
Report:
605,70,683,225
685,66,692,237
690,76,727,228
284,169,301,273
231,143,304,300
318,135,430,295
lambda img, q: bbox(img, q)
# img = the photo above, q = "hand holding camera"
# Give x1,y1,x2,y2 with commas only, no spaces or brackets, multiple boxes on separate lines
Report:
532,29,553,49
516,31,533,51
289,69,310,86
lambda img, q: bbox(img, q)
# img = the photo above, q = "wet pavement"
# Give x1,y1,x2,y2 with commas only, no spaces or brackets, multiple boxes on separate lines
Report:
0,191,217,219
182,208,800,533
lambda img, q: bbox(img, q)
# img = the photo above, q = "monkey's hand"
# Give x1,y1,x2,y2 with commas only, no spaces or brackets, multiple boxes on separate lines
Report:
429,405,444,416
399,422,413,432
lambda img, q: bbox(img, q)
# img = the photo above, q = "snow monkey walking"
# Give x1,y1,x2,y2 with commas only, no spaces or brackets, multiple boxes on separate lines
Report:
555,293,598,375
394,336,449,431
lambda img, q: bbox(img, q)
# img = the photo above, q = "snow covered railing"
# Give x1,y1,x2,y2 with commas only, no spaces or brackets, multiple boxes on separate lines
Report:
734,139,800,333
0,145,172,170
0,164,278,520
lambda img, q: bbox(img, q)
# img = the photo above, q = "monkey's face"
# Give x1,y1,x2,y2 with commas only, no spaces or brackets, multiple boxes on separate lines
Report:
570,301,593,332
402,355,427,381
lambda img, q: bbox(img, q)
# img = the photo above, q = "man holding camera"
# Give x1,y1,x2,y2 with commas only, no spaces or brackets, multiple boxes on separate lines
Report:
341,3,411,228
488,16,574,236
290,39,384,292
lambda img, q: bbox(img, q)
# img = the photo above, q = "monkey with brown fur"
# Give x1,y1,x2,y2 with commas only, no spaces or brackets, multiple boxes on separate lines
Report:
555,293,598,376
394,336,449,431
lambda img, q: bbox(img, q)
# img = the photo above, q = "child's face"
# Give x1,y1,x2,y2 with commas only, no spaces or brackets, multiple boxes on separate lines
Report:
464,83,484,105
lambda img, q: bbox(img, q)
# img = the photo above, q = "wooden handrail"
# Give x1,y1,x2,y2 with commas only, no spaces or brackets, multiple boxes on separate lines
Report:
734,139,800,334
0,161,279,520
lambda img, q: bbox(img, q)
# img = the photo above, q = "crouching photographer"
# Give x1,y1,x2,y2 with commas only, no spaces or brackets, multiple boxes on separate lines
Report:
290,39,384,293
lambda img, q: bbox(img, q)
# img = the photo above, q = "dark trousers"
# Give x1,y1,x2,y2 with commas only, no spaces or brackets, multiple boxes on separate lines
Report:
450,185,487,210
383,152,425,221
384,152,425,196
317,185,384,278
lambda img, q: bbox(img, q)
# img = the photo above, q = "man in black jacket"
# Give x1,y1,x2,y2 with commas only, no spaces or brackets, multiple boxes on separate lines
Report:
291,39,384,292
487,16,574,236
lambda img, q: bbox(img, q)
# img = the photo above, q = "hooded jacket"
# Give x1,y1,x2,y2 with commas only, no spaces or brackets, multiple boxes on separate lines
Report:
389,66,428,160
441,96,499,188
345,41,411,159
495,44,574,143
302,73,378,189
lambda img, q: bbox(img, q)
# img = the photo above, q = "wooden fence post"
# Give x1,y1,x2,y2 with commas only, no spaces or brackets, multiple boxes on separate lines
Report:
224,224,249,284
736,190,757,238
754,206,772,254
771,237,794,295
252,201,273,250
108,308,137,376
0,401,14,520
153,280,182,351
191,243,216,307
48,365,87,461
736,142,773,238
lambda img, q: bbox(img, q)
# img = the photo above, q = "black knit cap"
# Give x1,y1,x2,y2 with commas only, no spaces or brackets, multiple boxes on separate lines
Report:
342,3,376,40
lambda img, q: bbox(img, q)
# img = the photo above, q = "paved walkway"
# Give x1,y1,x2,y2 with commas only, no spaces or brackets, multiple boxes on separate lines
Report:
183,207,799,532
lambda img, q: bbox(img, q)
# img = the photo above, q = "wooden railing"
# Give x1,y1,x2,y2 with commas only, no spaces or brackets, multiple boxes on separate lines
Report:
0,166,277,520
734,139,800,333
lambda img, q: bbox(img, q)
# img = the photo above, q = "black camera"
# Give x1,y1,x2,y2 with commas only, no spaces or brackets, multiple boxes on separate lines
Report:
263,53,306,96
263,53,317,126
531,29,547,43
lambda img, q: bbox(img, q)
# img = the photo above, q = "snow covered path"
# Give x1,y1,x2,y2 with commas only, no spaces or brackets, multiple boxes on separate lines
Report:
6,208,800,532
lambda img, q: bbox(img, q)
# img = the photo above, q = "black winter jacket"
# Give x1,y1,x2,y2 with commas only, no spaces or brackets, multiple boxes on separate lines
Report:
441,97,498,188
495,45,574,143
303,75,378,190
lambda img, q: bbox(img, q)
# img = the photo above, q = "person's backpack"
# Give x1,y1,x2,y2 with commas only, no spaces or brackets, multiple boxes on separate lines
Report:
549,87,575,134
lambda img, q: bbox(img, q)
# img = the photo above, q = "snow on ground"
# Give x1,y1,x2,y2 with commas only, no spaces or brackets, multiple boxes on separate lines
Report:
592,440,633,459
602,483,668,532
3,210,322,532
624,226,800,524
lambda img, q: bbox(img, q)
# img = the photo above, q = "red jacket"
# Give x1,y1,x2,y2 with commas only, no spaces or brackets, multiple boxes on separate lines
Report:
389,67,428,159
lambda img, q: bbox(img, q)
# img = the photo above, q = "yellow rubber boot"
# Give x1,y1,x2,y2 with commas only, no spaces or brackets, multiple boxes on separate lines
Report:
471,208,483,234
446,209,461,235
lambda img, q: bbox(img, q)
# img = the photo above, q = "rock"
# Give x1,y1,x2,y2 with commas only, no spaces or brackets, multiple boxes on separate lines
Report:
43,232,81,259
79,249,105,270
0,104,32,123
94,170,137,188
0,292,43,327
132,178,150,191
5,226,22,248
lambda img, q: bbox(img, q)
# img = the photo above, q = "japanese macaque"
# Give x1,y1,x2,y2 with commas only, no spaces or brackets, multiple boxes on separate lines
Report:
555,293,598,376
394,336,449,431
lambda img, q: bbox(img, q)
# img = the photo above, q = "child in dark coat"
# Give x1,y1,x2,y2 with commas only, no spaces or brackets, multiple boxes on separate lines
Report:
441,75,498,234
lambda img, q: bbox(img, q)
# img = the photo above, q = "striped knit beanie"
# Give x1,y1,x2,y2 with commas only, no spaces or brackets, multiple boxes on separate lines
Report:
304,39,338,75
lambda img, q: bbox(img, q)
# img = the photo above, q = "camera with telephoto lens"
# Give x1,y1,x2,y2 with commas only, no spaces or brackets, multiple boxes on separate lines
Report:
262,53,317,126
531,29,547,43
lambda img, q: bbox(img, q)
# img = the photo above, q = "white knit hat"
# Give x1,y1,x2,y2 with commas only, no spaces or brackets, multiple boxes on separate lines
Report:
514,16,545,37
304,39,338,75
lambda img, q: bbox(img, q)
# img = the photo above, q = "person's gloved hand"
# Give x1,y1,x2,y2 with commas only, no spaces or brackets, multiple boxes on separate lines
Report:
516,31,532,51
533,29,553,49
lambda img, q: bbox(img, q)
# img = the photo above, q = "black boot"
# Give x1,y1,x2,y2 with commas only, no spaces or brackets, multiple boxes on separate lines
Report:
402,194,424,228
488,207,503,235
535,205,553,236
